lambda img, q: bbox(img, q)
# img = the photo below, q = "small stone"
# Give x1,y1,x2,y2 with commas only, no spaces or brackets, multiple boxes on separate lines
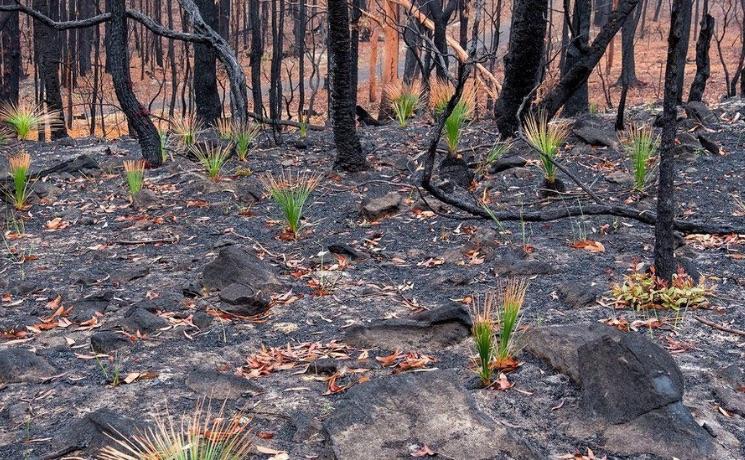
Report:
573,124,618,148
202,245,284,292
131,189,158,208
360,192,402,220
685,101,718,128
90,331,131,354
558,283,603,308
328,243,366,261
218,283,271,316
192,310,213,330
604,170,633,186
120,306,168,334
185,369,262,399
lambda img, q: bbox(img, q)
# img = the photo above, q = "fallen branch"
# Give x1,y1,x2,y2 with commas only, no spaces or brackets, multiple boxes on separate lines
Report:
694,315,745,337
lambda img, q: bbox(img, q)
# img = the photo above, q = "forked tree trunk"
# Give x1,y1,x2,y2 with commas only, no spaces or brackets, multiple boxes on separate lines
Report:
33,0,68,139
493,0,548,135
0,0,21,105
688,13,713,102
194,0,221,124
618,0,643,86
562,0,591,116
328,0,367,171
107,0,161,164
655,0,687,282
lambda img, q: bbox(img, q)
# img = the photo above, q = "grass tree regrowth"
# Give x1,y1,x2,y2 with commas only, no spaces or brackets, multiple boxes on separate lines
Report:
470,292,497,386
260,170,321,238
8,151,31,209
123,159,146,198
190,144,232,182
385,80,421,127
523,112,569,185
232,121,261,161
171,114,203,149
620,123,658,192
0,103,62,141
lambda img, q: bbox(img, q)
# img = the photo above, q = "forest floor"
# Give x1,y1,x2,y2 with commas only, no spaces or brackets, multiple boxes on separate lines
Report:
0,100,743,460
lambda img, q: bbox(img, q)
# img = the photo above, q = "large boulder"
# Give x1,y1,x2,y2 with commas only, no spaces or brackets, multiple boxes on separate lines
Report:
344,304,471,351
324,370,539,460
202,245,283,292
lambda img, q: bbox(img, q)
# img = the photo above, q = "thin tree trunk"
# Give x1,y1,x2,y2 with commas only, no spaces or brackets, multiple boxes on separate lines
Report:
562,0,592,116
33,0,67,139
193,0,221,124
249,0,263,116
0,0,21,105
687,13,713,102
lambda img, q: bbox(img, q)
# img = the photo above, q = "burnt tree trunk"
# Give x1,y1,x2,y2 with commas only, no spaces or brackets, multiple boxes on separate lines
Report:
218,0,229,39
328,0,368,171
269,0,284,129
535,0,640,120
562,0,592,116
673,0,692,102
194,0,222,125
107,0,161,164
618,0,643,86
249,0,263,116
33,0,68,139
654,0,687,282
350,0,361,108
688,13,713,102
493,0,548,135
0,0,21,105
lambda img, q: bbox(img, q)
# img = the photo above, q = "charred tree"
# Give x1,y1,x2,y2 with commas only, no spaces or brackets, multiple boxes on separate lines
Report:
194,0,222,125
654,0,687,282
328,0,367,171
493,0,548,135
688,13,713,102
673,0,692,102
618,0,643,86
427,0,459,78
0,0,21,105
562,0,592,116
350,0,361,108
269,0,284,130
107,0,161,164
249,0,263,116
33,0,68,139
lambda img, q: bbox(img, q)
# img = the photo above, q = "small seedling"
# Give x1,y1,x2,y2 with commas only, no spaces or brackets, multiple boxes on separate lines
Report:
523,112,569,184
232,121,261,161
620,123,658,192
215,117,234,141
469,292,496,386
298,115,309,138
385,80,421,127
477,140,511,175
122,159,146,197
190,144,232,181
496,278,528,367
260,170,321,238
7,151,31,210
98,399,252,460
0,103,62,141
171,114,203,149
612,267,709,311
443,101,471,155
158,129,171,163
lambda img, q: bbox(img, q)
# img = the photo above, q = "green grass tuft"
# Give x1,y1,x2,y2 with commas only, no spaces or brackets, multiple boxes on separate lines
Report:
260,170,321,238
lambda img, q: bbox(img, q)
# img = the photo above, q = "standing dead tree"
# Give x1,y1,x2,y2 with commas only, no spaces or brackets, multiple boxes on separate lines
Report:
688,13,714,102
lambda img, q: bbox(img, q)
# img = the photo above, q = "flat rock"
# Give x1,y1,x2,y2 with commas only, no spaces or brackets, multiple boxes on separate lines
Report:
51,408,144,455
685,101,719,128
524,323,622,383
602,402,717,460
185,369,262,399
90,331,132,354
324,369,539,460
202,245,284,293
217,282,271,316
360,192,402,220
493,257,556,276
344,304,471,351
573,124,618,148
604,170,633,186
0,348,57,384
120,306,168,334
697,132,720,155
489,155,527,173
327,243,367,261
579,332,684,424
69,292,112,323
558,283,603,308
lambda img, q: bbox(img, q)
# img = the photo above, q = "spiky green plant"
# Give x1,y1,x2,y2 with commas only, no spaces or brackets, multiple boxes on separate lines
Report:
469,293,496,386
98,399,252,460
443,101,471,155
190,144,232,182
478,140,512,175
7,151,31,209
214,118,234,141
620,124,658,192
123,159,146,197
385,80,421,127
0,103,63,141
260,170,321,238
171,114,203,149
496,278,528,363
158,129,171,163
232,122,261,161
523,112,569,184
298,117,308,139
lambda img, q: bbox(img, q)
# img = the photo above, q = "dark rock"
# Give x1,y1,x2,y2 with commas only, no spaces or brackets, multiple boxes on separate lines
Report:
324,369,539,459
217,282,272,316
70,292,112,323
0,349,57,383
579,333,684,424
675,132,703,160
202,245,284,292
344,304,471,351
604,170,633,186
697,132,720,155
185,369,262,399
120,306,168,334
90,331,131,354
438,156,473,188
685,101,718,128
192,310,214,329
493,257,556,276
488,155,527,173
328,243,366,261
291,413,325,443
675,256,702,283
524,323,622,383
109,266,150,286
36,154,99,179
573,124,618,148
306,358,338,376
558,283,603,308
603,402,717,460
713,385,745,417
131,188,158,208
360,192,402,220
52,408,144,455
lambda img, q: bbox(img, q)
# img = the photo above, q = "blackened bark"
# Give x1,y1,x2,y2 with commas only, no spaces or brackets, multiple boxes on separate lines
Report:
350,0,361,108
328,0,367,171
269,0,284,129
403,6,423,82
249,0,263,116
618,0,643,86
673,0,692,102
688,13,713,102
615,78,629,129
535,0,640,120
107,0,161,165
594,0,612,26
562,0,591,116
194,0,221,125
0,0,21,105
427,0,458,78
218,0,229,39
654,0,686,282
493,0,548,135
77,0,93,75
33,0,67,139
296,0,306,115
